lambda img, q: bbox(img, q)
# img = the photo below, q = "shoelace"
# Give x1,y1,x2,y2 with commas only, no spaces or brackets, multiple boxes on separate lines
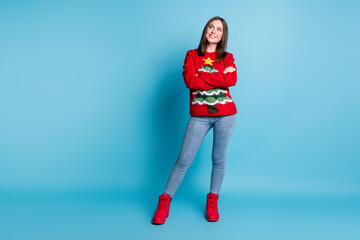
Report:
157,198,168,211
207,197,218,210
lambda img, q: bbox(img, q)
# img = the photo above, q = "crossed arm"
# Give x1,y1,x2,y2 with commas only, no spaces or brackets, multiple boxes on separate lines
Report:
182,51,237,90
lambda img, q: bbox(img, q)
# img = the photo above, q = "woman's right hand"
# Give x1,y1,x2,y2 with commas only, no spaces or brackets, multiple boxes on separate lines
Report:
223,66,236,74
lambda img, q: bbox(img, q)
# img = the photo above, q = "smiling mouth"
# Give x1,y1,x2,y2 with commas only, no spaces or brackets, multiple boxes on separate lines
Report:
210,35,217,39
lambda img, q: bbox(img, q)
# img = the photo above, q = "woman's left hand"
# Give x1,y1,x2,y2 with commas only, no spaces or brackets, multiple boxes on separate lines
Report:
223,66,236,74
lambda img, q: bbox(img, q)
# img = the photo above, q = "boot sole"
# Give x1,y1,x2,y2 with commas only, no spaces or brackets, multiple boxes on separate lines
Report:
206,217,219,222
152,220,166,225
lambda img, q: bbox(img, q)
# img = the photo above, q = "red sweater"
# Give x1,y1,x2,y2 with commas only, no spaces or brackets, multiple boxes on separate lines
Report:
182,49,237,116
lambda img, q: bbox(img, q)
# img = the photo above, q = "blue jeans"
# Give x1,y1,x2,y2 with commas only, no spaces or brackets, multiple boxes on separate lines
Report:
164,114,236,198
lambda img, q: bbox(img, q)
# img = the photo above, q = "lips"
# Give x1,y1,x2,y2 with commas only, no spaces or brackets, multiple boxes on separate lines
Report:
209,34,217,39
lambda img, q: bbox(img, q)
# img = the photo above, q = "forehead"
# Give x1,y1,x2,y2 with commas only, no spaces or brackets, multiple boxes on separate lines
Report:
209,20,223,28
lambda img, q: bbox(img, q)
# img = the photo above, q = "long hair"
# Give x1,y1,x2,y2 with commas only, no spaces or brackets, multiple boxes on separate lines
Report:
197,16,229,62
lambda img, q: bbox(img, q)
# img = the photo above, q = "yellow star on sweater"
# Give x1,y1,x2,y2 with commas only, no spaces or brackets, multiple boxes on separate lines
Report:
203,57,215,66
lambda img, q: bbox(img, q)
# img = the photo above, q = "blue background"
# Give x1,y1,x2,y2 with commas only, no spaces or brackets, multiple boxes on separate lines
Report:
0,0,359,239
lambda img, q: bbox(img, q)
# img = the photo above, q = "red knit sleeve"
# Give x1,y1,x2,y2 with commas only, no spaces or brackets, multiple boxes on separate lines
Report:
182,50,216,90
197,52,237,88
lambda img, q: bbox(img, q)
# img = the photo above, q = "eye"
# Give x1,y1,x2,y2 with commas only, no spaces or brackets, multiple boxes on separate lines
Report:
218,28,222,32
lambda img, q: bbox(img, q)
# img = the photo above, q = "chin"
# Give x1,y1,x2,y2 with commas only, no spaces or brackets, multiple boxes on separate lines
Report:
207,39,219,44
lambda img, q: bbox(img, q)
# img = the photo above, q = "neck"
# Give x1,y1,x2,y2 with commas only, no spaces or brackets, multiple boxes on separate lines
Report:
206,43,217,52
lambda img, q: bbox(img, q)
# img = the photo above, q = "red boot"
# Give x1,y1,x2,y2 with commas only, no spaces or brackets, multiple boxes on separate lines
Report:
152,193,172,225
206,192,219,222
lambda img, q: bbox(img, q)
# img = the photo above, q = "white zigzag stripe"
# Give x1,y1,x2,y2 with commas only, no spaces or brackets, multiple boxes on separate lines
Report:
192,99,233,106
192,89,228,96
198,69,218,73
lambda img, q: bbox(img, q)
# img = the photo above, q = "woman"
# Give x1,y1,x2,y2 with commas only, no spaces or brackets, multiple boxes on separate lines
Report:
152,16,237,224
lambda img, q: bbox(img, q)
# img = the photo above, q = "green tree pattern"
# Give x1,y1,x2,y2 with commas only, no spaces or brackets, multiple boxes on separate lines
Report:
192,88,232,113
192,64,232,114
193,64,233,113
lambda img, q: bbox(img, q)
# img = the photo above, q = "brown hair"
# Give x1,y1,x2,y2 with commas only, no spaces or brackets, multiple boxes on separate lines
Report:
197,16,229,62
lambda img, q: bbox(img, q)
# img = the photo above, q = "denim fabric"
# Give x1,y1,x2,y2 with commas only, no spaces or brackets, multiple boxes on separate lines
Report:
164,114,236,198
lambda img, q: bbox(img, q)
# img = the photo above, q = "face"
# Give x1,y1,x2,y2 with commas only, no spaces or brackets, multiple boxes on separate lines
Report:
205,20,224,44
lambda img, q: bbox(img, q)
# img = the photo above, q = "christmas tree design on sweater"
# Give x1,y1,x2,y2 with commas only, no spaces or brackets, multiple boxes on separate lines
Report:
192,57,233,114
